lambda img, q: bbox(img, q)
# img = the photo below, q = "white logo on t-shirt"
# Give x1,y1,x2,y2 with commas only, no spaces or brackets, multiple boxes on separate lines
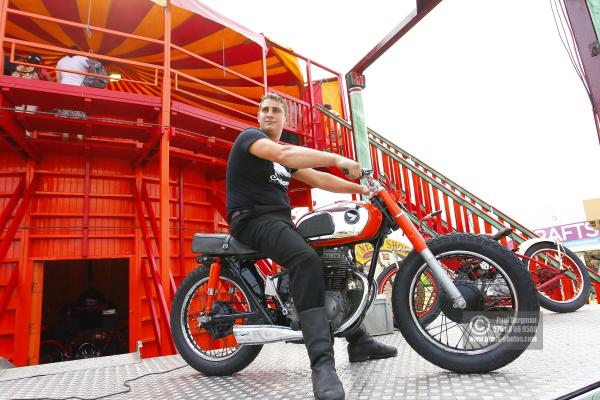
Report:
270,162,291,188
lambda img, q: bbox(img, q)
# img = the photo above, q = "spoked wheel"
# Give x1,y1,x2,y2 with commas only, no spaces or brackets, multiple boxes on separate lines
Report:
39,341,68,364
392,233,540,373
377,263,440,327
170,266,262,376
523,242,591,313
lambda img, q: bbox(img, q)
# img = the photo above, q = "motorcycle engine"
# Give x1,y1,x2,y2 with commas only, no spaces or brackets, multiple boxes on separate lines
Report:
277,247,362,332
320,248,354,330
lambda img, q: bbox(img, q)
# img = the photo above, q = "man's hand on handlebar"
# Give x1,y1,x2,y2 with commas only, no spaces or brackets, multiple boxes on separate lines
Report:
336,157,362,180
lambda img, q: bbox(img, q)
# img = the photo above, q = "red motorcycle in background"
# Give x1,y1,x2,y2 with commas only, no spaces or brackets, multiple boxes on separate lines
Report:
170,169,540,376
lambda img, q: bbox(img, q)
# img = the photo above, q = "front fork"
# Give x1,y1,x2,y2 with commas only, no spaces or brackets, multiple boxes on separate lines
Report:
377,190,467,309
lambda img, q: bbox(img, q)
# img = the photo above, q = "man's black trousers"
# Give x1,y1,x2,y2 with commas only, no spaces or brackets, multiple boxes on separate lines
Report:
231,209,325,313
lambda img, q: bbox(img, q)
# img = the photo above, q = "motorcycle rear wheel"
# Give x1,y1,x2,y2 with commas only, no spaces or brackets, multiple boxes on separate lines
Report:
171,266,262,376
392,233,540,373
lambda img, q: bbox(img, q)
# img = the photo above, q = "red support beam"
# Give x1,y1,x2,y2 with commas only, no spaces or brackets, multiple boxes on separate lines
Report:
82,158,91,258
141,260,163,351
0,265,18,323
412,174,423,219
306,59,320,150
141,182,161,249
178,167,186,281
0,110,42,162
349,0,444,74
401,163,413,214
159,4,173,353
0,0,8,75
206,188,228,222
0,175,25,234
141,181,177,298
133,127,164,168
0,174,37,265
132,183,175,354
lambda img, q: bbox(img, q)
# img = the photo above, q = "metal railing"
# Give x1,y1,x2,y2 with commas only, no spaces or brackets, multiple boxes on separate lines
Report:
0,4,348,146
317,106,535,244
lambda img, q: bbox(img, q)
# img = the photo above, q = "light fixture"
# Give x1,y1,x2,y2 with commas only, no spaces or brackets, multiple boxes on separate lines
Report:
108,73,121,82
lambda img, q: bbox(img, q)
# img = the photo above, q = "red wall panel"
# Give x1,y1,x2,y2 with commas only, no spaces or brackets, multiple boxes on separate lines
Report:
0,149,228,365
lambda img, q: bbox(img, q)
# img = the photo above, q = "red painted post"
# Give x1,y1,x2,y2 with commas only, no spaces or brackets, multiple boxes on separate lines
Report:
0,0,8,74
140,181,177,297
337,74,348,120
132,184,175,353
0,266,18,323
141,260,163,352
431,184,442,233
306,59,320,150
453,202,464,232
412,175,424,220
178,167,186,280
82,159,91,258
262,47,268,95
462,206,470,233
401,164,412,214
141,182,160,248
159,2,173,357
443,194,452,232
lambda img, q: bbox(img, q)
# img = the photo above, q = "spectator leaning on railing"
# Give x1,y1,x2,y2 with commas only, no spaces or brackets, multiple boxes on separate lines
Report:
55,45,90,124
56,45,90,86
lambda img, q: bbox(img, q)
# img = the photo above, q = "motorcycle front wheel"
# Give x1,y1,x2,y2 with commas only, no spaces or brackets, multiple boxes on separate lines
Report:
170,265,262,376
392,233,540,373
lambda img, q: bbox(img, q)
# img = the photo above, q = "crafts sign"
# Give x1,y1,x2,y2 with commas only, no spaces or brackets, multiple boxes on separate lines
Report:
534,221,600,251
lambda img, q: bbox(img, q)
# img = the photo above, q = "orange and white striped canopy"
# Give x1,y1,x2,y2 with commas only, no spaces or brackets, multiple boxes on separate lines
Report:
4,0,304,119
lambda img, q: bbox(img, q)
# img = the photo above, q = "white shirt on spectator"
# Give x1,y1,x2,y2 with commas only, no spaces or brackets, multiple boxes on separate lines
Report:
57,55,90,86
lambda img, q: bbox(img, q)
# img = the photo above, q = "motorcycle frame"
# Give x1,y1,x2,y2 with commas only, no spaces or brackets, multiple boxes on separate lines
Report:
199,171,469,339
198,228,388,337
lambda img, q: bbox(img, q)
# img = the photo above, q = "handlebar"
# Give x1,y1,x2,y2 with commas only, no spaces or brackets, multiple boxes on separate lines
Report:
341,168,373,179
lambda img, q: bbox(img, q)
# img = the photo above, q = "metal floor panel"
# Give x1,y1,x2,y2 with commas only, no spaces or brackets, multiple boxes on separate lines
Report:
2,305,600,400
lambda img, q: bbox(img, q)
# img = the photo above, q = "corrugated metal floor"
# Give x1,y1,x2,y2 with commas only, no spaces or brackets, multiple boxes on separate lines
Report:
2,306,599,400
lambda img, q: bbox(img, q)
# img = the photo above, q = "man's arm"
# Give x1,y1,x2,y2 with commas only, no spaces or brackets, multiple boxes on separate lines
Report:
248,138,361,179
293,168,369,195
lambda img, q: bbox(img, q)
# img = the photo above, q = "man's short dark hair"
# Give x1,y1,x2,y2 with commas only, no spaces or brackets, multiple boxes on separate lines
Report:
68,45,80,56
259,92,288,115
27,53,42,64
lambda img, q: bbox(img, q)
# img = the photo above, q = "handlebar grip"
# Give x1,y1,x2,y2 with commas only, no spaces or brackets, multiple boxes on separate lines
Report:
342,168,373,178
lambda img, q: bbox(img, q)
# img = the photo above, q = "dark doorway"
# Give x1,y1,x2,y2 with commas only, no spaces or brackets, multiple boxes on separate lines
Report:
39,259,129,364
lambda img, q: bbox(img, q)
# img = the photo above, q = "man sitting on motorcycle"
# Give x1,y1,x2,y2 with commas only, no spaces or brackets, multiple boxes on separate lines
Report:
226,92,397,400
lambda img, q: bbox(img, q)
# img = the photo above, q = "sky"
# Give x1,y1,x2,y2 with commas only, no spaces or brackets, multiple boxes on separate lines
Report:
202,0,599,230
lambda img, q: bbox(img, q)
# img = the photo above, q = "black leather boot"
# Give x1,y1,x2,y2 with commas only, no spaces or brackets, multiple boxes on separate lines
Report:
346,325,397,363
298,307,345,400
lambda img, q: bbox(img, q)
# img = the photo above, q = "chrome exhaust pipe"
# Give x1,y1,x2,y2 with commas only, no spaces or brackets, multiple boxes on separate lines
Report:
233,325,303,345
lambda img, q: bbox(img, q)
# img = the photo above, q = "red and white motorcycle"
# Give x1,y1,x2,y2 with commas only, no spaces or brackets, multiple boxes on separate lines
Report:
170,169,540,376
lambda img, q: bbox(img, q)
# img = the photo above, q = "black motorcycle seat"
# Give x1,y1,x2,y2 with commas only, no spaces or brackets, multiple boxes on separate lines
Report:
192,233,261,257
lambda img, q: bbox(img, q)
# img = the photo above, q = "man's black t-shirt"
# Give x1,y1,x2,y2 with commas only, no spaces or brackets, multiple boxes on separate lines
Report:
226,128,296,218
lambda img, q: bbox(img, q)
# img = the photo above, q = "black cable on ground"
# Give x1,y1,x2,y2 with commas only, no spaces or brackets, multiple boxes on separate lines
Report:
6,362,188,400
